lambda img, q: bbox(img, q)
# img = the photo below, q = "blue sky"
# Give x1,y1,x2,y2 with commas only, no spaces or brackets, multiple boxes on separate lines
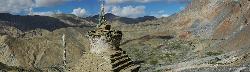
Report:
0,0,190,18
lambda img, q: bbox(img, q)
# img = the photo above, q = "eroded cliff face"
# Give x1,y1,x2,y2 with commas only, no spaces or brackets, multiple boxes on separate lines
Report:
147,0,250,52
155,0,250,71
176,0,250,54
0,27,91,71
167,0,249,39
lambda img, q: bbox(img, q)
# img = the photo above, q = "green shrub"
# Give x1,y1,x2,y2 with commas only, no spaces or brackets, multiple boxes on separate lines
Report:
167,41,182,49
206,51,223,56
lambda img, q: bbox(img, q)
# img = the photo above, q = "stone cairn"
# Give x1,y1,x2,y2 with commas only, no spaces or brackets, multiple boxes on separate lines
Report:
87,1,140,72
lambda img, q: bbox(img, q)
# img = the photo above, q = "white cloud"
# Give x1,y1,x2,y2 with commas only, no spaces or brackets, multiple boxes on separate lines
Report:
151,10,170,18
32,10,62,16
71,8,87,17
180,6,185,10
137,0,160,3
105,0,160,4
34,0,63,7
105,0,190,4
166,0,191,3
105,0,128,4
34,0,79,7
33,11,55,16
0,0,34,13
161,14,170,17
0,0,78,14
157,10,165,14
111,6,145,18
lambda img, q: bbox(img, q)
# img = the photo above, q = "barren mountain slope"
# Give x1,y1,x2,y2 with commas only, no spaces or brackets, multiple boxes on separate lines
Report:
112,0,250,71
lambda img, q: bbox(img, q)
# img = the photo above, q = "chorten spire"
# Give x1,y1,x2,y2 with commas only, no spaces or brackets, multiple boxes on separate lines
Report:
97,0,107,28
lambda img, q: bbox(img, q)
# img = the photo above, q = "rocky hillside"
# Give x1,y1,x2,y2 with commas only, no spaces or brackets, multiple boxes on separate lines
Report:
0,0,250,72
108,0,250,71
